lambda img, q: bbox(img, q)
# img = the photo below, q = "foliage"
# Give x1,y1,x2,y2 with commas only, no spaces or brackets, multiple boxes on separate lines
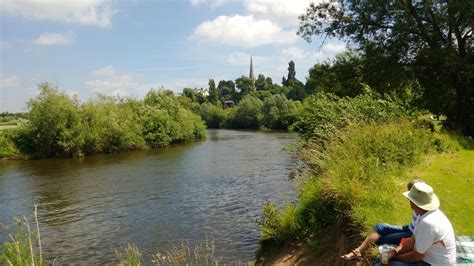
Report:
0,206,44,266
305,51,364,97
82,97,145,154
225,95,263,129
298,0,474,136
116,244,142,266
152,239,218,266
207,79,219,105
182,88,206,104
200,102,226,128
235,76,255,101
258,120,438,256
10,84,206,158
217,80,236,103
0,131,19,158
14,83,85,158
261,94,300,130
291,90,411,146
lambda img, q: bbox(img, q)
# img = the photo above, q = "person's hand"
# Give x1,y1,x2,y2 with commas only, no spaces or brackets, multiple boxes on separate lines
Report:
388,250,397,260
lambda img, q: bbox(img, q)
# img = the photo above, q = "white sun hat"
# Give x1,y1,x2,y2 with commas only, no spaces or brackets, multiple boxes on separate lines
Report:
403,182,440,211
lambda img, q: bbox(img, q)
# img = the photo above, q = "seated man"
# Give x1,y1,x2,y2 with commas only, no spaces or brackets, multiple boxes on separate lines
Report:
341,179,422,261
377,182,456,266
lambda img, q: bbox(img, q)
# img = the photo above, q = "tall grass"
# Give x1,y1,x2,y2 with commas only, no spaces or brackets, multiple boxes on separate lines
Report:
0,131,19,158
117,244,142,266
152,239,218,265
0,205,44,266
257,119,441,259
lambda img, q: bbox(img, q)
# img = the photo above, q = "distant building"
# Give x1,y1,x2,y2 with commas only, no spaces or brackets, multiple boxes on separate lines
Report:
249,56,255,83
193,87,209,97
224,100,235,109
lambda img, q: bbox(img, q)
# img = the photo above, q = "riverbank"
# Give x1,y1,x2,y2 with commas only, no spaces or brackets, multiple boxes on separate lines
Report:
258,132,474,265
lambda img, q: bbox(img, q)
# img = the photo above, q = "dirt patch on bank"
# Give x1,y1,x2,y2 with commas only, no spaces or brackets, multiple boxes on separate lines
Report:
257,223,374,266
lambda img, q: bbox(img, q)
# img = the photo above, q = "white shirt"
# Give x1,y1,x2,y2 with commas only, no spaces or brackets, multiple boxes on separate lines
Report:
414,209,456,265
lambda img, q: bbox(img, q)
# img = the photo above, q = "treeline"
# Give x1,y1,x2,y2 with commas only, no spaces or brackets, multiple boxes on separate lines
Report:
4,83,205,159
180,61,308,130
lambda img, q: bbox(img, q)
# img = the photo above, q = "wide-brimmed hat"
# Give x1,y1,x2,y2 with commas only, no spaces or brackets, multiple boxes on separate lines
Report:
403,182,440,211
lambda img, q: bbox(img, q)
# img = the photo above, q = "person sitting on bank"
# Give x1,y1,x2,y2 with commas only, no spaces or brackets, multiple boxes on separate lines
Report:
376,182,456,266
341,179,423,261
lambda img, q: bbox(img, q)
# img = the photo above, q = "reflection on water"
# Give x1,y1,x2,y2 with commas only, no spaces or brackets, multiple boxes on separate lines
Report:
0,129,297,264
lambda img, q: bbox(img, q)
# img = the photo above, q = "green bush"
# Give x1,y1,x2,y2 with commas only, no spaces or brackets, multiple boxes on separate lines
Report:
10,85,206,158
13,83,84,158
200,102,226,128
258,120,438,256
0,131,19,158
225,95,263,129
261,94,300,130
291,89,410,145
82,97,146,154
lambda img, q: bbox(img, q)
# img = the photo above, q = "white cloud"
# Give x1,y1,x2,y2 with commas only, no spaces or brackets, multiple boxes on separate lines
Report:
321,42,346,54
33,32,74,46
190,0,230,8
243,0,318,25
227,52,252,67
0,75,22,89
90,65,117,77
282,47,306,59
191,15,297,47
86,66,140,96
1,0,116,28
312,41,347,61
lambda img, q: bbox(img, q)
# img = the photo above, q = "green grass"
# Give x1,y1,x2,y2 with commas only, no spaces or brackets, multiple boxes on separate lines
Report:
409,149,474,234
258,119,474,262
0,125,18,130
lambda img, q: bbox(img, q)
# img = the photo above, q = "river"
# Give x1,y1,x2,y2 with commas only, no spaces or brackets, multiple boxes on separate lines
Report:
0,129,298,264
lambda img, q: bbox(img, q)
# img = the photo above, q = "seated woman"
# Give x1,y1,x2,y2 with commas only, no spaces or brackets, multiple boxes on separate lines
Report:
340,179,423,261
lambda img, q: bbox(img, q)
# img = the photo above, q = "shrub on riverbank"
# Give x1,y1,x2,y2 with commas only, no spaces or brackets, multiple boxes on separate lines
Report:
257,91,449,261
0,131,19,158
9,83,206,158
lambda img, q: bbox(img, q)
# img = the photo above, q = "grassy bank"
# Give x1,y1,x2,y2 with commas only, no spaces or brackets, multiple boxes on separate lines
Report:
257,92,474,264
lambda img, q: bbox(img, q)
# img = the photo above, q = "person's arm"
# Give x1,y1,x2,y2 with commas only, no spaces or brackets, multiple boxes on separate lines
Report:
387,237,425,262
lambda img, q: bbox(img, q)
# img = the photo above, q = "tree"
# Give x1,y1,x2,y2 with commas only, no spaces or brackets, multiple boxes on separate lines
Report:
305,51,365,97
262,94,299,129
256,74,272,91
299,0,474,136
227,95,263,129
217,80,236,102
235,76,255,101
182,88,205,104
208,79,219,104
15,83,84,157
282,61,296,87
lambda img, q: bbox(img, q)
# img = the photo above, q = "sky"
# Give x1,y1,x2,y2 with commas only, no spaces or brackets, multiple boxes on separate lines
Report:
0,0,346,112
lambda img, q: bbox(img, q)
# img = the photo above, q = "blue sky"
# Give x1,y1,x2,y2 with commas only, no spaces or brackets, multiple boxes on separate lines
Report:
0,0,346,112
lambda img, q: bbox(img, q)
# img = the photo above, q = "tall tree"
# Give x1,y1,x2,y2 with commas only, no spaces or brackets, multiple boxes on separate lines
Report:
235,76,255,101
218,80,236,102
299,0,474,136
208,79,219,104
283,61,297,87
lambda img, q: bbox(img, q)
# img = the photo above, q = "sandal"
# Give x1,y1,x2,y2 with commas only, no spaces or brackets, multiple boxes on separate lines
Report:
340,249,362,261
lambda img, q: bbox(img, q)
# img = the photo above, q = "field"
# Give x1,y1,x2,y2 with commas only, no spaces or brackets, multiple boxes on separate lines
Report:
409,148,474,234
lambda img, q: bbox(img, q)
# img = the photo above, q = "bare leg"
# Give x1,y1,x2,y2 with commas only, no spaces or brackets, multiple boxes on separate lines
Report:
341,231,381,260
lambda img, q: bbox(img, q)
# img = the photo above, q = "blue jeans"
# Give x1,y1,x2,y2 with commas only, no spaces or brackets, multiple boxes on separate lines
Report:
375,257,430,266
374,223,413,246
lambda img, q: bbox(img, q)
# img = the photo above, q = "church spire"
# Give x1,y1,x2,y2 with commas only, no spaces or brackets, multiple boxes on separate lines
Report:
249,56,255,82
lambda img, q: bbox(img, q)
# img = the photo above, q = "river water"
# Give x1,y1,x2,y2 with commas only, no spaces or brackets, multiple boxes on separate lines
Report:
0,129,298,264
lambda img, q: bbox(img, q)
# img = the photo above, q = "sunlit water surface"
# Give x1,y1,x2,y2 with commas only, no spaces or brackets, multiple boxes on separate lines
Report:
0,129,297,264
